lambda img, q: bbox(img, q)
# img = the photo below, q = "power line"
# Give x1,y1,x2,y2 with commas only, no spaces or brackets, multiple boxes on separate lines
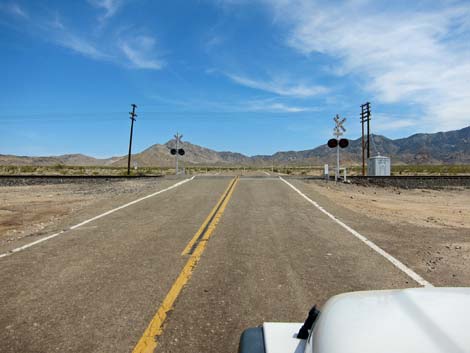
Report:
0,110,322,122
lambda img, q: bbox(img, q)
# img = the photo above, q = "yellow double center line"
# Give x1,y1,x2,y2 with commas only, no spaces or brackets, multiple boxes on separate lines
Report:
132,177,239,353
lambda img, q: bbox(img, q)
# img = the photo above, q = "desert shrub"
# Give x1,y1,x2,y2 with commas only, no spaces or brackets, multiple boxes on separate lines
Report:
52,163,65,170
19,166,36,173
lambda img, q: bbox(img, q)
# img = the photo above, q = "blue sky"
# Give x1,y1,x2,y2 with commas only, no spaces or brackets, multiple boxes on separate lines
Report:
0,0,469,157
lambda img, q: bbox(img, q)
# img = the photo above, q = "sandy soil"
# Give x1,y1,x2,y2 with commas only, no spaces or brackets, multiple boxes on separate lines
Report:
0,180,164,246
293,179,470,287
310,181,470,229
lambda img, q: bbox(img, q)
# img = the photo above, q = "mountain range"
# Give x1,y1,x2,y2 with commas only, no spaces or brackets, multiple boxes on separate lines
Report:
1,126,469,167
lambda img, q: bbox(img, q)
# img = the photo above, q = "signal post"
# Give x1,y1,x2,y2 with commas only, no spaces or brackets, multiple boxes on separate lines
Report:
327,115,349,183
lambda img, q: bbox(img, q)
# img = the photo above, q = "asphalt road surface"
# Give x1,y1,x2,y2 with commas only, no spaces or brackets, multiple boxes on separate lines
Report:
0,175,434,353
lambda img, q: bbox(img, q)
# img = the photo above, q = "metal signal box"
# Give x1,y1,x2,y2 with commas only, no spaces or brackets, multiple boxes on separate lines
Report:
367,155,391,176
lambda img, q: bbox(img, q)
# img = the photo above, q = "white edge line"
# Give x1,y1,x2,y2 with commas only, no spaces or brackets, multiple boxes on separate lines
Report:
279,177,433,288
0,177,195,259
263,171,270,176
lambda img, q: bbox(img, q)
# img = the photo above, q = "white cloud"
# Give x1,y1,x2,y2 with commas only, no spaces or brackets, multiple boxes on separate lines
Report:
88,0,122,20
246,100,311,112
48,12,64,29
119,36,164,70
261,0,470,131
372,114,417,132
54,32,108,60
0,4,108,60
0,2,28,18
206,35,225,48
0,4,165,69
226,73,327,97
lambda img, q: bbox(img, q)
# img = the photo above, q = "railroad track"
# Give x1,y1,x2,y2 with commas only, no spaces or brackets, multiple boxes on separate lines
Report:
0,174,164,186
348,175,470,188
1,174,469,188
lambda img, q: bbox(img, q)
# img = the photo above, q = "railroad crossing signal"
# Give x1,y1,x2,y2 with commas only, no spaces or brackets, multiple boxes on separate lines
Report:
333,114,346,138
174,133,183,143
172,132,185,174
327,114,349,183
328,115,349,149
170,148,185,155
170,133,185,156
327,138,349,149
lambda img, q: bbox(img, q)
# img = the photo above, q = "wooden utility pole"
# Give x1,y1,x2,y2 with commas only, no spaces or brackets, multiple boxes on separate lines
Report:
361,112,365,176
360,102,371,176
127,104,137,176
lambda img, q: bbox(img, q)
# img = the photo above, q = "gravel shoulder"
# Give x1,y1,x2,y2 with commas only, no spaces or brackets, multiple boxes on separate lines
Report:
308,181,469,229
289,179,470,287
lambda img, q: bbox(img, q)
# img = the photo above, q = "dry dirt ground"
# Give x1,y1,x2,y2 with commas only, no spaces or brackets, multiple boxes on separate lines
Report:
298,180,470,286
311,181,470,229
0,179,166,247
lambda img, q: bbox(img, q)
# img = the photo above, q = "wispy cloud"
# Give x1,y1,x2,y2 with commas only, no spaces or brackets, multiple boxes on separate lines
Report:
246,99,316,113
0,2,29,19
119,35,164,70
225,73,327,97
261,0,470,131
242,98,320,113
48,11,64,29
88,0,122,20
206,34,225,48
37,11,108,60
53,32,108,60
372,114,417,132
0,4,164,70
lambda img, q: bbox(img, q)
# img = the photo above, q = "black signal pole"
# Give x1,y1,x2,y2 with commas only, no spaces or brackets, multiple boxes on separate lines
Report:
127,104,137,176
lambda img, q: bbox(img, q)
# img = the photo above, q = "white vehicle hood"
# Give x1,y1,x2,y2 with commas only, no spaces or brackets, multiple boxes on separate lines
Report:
311,287,470,353
263,322,305,353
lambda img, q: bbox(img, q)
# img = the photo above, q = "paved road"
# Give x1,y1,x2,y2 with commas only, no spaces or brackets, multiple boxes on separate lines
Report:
0,176,425,353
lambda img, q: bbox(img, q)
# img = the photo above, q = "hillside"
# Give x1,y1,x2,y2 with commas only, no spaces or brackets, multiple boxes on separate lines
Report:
0,154,120,166
252,126,470,166
1,126,468,167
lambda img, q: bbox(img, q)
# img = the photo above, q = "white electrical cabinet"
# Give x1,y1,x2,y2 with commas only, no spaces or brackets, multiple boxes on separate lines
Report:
368,155,391,176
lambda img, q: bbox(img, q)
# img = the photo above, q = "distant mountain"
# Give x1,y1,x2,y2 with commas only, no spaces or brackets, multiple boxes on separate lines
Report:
0,153,120,166
1,126,469,167
110,141,252,167
250,126,470,166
